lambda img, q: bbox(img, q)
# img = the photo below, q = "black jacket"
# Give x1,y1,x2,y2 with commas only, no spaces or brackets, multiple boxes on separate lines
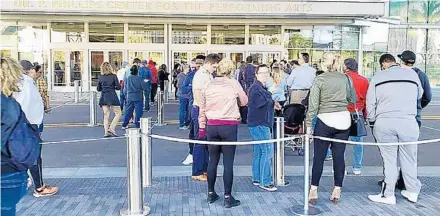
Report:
158,69,170,91
97,74,121,106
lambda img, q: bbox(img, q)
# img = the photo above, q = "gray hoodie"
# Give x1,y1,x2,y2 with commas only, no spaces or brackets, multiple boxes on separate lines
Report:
366,65,423,123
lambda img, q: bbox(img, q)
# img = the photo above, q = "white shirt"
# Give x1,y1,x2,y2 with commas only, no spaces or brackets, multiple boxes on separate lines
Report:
13,74,44,125
192,67,213,107
286,63,316,90
117,68,126,82
318,111,351,130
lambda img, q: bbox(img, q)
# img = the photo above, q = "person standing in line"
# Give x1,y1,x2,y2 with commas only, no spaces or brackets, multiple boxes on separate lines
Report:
198,59,248,208
324,59,369,174
148,60,158,104
122,65,144,129
158,64,169,92
97,62,122,137
177,67,190,130
377,50,433,190
33,64,50,133
238,55,257,124
139,60,152,112
248,64,279,192
306,52,354,205
367,54,423,205
267,62,287,117
286,53,316,104
181,59,204,166
172,63,182,99
1,57,42,215
191,53,221,182
117,61,129,111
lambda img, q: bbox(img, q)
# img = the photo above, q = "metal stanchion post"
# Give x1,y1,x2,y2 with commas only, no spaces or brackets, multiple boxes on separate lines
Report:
74,80,80,103
141,118,152,188
120,128,150,216
290,134,321,215
155,90,166,126
274,117,289,186
88,91,97,127
164,80,169,103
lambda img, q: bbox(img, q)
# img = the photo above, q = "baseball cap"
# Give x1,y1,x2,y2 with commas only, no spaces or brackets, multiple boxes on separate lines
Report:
272,62,280,68
20,60,35,71
141,60,148,65
343,58,358,71
397,50,416,64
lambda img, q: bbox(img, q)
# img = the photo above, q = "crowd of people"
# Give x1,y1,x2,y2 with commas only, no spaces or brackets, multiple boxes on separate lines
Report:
175,49,432,208
1,47,433,213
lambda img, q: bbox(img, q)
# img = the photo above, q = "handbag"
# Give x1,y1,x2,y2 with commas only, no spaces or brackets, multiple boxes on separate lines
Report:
345,75,367,137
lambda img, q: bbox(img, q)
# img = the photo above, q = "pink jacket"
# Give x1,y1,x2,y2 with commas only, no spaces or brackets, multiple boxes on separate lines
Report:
199,77,248,129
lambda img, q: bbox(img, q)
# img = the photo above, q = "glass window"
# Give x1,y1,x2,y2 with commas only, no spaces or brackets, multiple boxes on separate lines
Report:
428,0,440,23
51,22,85,42
284,29,313,48
408,0,429,23
312,26,336,49
390,0,408,22
388,28,408,53
53,51,67,86
249,25,281,45
413,53,427,72
172,25,207,44
90,51,104,86
1,50,11,58
89,23,124,43
363,23,389,52
230,53,244,63
363,51,384,79
173,52,188,65
109,51,123,71
70,51,83,85
426,54,440,86
341,30,359,50
1,25,18,49
427,29,440,53
17,25,48,65
407,29,427,53
212,25,245,45
128,24,164,43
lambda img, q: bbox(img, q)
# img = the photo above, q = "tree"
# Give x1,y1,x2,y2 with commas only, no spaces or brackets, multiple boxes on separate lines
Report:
288,33,312,48
409,0,440,23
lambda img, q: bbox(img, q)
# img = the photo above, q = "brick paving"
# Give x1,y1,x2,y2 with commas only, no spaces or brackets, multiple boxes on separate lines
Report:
17,176,440,216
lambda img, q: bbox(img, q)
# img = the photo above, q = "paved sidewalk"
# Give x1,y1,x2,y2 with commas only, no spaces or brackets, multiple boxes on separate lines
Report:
17,176,440,216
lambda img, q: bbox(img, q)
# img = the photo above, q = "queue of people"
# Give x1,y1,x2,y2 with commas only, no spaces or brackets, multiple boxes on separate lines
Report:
178,49,431,209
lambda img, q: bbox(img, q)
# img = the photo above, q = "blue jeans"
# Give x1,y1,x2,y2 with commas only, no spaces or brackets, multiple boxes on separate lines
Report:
249,126,273,187
179,97,189,127
123,100,143,128
1,172,28,216
191,106,208,176
143,89,151,111
120,91,126,111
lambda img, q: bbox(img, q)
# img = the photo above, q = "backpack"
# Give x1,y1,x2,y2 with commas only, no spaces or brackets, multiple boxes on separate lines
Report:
1,94,41,171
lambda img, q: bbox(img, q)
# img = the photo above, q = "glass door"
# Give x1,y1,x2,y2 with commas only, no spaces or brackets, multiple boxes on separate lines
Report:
129,51,165,65
52,50,84,88
90,51,104,86
172,51,207,66
249,52,281,65
109,51,123,71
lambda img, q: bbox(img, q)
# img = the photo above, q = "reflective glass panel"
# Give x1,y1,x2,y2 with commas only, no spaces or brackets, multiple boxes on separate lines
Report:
388,28,408,53
363,22,389,52
427,29,440,53
408,0,428,23
51,22,85,42
90,51,104,86
70,51,83,85
426,54,440,86
390,0,408,22
109,51,123,71
407,29,427,53
53,51,67,86
89,23,124,43
230,53,244,64
172,25,207,44
249,25,281,45
428,0,440,23
212,25,245,45
284,29,313,49
128,24,164,43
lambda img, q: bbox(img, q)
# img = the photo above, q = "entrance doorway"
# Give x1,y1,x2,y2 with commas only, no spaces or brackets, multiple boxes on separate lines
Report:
249,52,281,65
89,50,123,86
52,50,84,87
172,51,207,65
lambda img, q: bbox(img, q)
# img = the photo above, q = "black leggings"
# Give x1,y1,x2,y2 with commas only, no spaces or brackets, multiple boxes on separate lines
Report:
206,125,238,196
311,118,349,187
151,83,158,102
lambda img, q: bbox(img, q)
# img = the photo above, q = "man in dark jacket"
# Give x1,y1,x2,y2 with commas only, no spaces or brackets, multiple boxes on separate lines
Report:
122,65,145,128
139,60,152,112
237,55,257,124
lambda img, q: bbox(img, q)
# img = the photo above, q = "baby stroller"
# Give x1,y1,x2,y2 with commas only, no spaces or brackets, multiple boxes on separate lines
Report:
283,103,306,156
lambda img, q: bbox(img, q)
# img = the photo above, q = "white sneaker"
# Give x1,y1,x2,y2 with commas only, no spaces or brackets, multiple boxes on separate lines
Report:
353,168,362,175
182,154,193,165
401,190,418,203
368,194,396,205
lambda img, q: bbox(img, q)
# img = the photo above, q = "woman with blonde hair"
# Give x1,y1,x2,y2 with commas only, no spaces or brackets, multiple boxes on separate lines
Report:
306,52,355,205
97,62,122,137
198,58,248,208
268,62,287,116
1,57,42,215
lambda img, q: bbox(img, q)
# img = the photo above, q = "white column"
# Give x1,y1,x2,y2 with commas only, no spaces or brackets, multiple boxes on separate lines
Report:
47,22,53,91
84,22,91,91
357,27,364,76
207,24,212,45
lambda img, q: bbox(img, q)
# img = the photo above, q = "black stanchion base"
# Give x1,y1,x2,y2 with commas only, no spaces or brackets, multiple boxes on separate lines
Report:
290,205,321,216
